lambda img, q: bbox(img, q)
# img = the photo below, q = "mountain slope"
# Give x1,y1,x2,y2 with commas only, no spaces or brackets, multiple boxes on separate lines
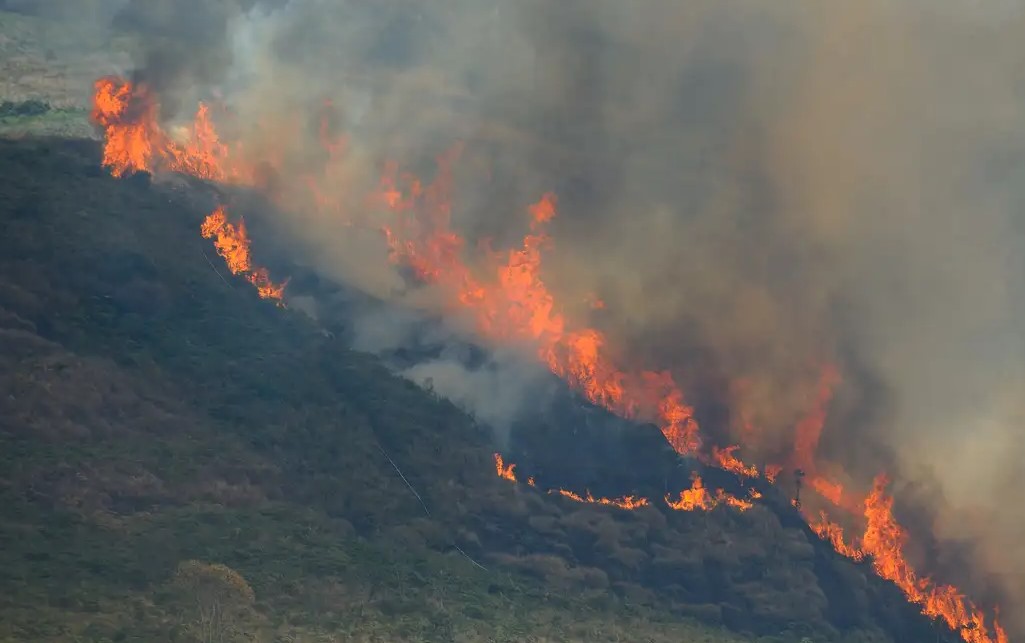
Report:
0,135,963,643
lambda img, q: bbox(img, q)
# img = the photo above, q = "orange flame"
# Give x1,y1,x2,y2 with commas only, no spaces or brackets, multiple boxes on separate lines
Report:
91,77,257,184
91,77,159,177
167,103,239,182
493,453,518,483
810,511,865,562
786,365,853,507
551,489,651,510
710,445,760,479
861,476,1004,642
664,475,758,513
377,146,466,283
807,478,1006,643
492,454,649,509
200,206,286,301
92,79,286,302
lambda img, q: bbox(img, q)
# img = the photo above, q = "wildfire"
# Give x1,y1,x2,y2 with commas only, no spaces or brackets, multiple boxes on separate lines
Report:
376,146,467,283
93,78,285,302
710,445,760,479
810,476,845,507
380,157,1008,638
91,76,244,181
167,102,238,182
91,77,159,177
377,176,702,456
810,512,865,562
492,454,751,513
91,75,1008,643
791,365,841,470
664,475,759,512
493,453,518,482
551,489,651,510
200,206,287,301
788,365,854,508
861,477,1006,643
804,478,1008,643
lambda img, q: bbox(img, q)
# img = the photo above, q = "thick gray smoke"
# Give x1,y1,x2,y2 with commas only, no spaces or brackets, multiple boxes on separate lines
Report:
46,0,1025,632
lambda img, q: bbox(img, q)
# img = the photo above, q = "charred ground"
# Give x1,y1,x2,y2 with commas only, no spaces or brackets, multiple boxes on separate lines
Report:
0,135,972,643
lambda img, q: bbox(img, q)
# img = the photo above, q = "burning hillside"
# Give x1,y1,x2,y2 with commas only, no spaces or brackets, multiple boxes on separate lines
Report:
88,71,1011,643
60,0,1025,639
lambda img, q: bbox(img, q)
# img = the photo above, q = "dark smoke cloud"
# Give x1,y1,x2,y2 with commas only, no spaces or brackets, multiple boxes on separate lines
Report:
58,0,1025,632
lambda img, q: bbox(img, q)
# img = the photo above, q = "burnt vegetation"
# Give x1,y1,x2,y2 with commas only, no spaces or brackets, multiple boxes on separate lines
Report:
0,136,965,642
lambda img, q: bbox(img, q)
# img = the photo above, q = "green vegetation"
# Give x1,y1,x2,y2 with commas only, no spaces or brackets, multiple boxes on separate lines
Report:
0,100,90,137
